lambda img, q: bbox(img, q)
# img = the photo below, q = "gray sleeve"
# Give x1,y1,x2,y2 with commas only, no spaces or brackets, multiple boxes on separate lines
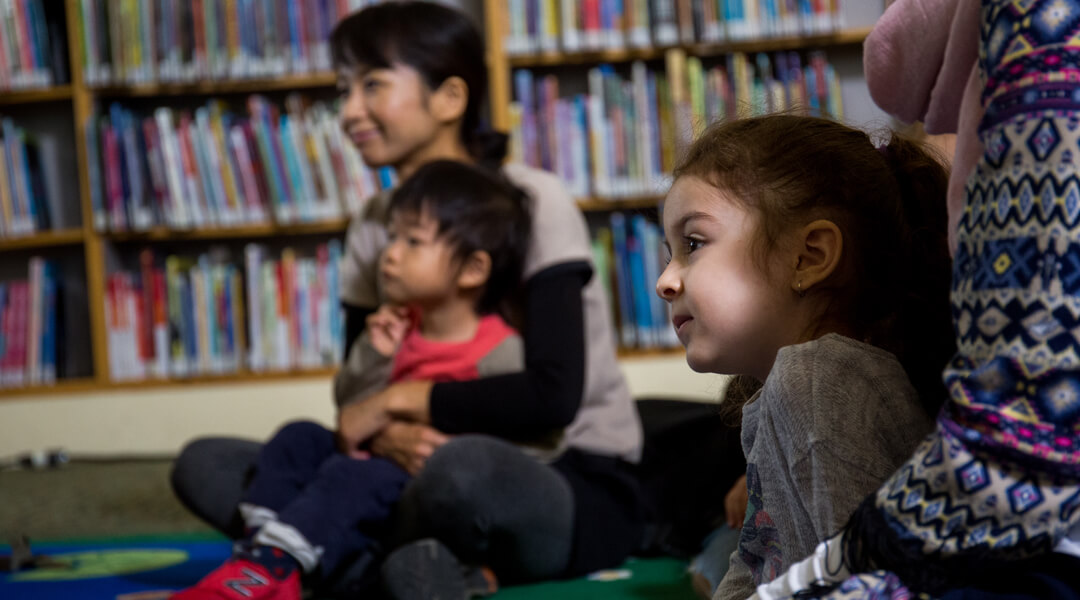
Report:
333,330,393,409
792,441,896,546
475,333,524,378
713,547,755,600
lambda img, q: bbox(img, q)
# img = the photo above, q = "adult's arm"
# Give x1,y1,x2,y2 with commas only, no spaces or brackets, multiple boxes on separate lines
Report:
864,0,977,134
428,261,591,437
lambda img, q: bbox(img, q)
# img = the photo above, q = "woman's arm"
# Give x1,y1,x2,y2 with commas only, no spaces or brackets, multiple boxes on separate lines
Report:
378,261,591,437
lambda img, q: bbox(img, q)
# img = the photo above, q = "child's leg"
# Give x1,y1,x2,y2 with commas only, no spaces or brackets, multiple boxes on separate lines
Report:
239,421,338,529
257,454,410,577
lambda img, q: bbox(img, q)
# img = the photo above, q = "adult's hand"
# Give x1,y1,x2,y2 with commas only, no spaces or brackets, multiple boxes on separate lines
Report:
725,474,748,529
336,394,392,459
370,421,451,475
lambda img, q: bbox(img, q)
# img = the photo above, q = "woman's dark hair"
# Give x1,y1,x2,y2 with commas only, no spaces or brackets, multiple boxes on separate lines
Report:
676,115,955,420
388,160,531,314
331,1,508,168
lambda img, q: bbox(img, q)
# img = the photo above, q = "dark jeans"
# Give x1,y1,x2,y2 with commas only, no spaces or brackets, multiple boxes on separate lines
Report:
244,421,410,577
172,434,580,590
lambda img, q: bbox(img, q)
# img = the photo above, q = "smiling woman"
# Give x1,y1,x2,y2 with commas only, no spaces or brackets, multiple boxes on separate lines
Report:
170,2,646,599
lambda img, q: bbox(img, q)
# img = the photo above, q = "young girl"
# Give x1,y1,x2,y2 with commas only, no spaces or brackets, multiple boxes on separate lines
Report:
172,1,646,597
751,1,1080,598
172,160,532,600
655,115,956,600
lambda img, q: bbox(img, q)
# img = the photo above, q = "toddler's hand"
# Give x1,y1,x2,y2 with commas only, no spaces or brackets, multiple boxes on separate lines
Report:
336,396,392,459
366,304,410,357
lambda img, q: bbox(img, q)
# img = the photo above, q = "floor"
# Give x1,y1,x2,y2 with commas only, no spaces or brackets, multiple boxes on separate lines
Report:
1,458,215,544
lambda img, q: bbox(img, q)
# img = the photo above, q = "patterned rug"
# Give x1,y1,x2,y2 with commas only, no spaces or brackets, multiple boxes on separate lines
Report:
1,536,697,600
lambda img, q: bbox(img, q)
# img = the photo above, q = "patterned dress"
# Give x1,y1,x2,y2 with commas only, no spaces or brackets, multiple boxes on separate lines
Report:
753,1,1080,598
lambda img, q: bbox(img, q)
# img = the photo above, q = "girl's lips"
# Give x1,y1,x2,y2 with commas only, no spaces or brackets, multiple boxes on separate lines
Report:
672,315,692,335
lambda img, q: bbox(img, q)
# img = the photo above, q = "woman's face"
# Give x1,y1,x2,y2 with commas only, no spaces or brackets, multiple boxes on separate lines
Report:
339,62,444,174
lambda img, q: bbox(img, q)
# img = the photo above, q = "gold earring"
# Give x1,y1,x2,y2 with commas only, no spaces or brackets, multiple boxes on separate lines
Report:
796,281,804,297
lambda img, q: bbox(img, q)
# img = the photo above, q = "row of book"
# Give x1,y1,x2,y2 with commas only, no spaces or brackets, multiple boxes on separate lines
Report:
0,117,54,237
85,95,390,232
0,257,61,388
593,212,680,350
510,49,842,199
105,243,344,381
78,0,385,85
504,0,845,55
0,0,69,90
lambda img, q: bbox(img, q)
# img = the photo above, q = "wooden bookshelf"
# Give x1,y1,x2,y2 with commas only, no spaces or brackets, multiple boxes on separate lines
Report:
0,368,337,400
507,26,872,68
0,85,74,106
104,220,350,243
0,0,875,398
89,73,339,98
0,229,84,251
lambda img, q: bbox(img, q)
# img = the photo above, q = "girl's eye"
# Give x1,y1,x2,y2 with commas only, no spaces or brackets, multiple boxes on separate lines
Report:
406,236,422,247
683,236,704,254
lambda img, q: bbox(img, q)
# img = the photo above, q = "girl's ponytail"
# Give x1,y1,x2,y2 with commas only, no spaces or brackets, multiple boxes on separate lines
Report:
876,133,955,418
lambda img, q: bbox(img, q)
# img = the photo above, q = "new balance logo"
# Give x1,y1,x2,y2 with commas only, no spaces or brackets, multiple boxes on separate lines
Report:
225,567,269,598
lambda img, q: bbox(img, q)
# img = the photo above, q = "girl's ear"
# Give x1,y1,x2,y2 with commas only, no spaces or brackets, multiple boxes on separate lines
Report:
791,219,842,294
431,76,469,124
457,250,492,291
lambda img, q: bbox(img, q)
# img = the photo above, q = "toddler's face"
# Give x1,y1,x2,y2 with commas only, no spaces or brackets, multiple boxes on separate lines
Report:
380,209,460,308
656,176,797,380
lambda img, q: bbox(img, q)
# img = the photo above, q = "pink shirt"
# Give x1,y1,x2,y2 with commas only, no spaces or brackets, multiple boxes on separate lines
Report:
389,314,518,383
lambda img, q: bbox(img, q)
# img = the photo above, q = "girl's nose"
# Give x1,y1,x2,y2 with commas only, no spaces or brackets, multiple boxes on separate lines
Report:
656,265,681,300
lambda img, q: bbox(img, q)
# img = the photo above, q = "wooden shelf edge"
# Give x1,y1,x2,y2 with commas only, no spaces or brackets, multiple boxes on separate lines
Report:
0,377,100,400
0,85,74,105
102,219,350,242
508,26,872,68
0,368,338,400
107,367,338,391
0,228,85,251
577,196,662,212
89,73,339,98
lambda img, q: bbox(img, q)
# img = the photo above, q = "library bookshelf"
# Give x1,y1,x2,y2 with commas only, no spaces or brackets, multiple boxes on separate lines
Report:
0,1,877,399
481,0,876,358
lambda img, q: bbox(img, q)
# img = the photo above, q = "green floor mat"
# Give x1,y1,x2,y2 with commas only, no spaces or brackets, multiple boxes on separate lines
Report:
492,557,697,600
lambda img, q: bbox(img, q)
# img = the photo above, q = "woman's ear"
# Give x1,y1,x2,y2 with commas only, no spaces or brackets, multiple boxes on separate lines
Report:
791,219,843,294
457,250,492,291
431,76,469,124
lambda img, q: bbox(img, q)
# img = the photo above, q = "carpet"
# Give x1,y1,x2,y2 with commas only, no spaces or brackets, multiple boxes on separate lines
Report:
1,536,697,600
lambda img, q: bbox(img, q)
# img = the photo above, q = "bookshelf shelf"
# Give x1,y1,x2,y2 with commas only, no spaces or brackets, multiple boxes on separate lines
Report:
506,26,872,68
107,367,338,391
0,377,99,400
89,73,339,98
103,220,350,243
0,86,74,106
0,229,84,251
577,196,662,212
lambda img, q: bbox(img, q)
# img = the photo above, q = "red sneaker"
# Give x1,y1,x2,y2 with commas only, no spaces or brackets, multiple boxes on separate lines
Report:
170,558,301,600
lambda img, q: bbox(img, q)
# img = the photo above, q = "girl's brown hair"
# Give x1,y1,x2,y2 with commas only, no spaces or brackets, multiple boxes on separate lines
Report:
680,115,955,417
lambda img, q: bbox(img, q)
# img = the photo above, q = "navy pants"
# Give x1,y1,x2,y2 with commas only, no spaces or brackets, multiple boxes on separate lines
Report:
243,420,410,577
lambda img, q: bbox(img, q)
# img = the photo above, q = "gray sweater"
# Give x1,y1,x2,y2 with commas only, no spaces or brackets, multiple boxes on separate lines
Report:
713,334,934,600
